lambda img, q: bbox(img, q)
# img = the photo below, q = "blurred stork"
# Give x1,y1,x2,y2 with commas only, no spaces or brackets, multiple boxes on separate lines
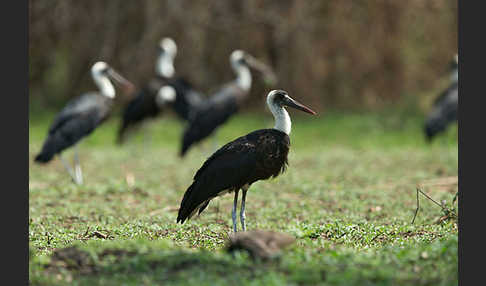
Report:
117,38,204,143
424,54,458,141
179,50,277,157
177,90,316,232
34,61,134,184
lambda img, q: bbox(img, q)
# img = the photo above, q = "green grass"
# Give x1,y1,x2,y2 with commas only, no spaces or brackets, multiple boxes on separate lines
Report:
29,109,458,285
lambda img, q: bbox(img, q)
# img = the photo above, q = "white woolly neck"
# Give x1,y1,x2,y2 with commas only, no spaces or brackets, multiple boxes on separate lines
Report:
91,65,115,98
267,95,291,135
451,69,458,83
156,51,175,78
233,63,252,91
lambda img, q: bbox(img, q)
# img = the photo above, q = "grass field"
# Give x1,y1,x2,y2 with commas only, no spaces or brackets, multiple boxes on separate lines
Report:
29,109,458,285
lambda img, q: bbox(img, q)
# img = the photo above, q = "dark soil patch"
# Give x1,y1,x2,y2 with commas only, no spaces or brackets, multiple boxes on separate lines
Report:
45,246,137,275
47,246,98,275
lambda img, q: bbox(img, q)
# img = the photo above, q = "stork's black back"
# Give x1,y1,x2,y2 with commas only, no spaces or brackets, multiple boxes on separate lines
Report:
177,128,290,223
180,85,245,156
117,77,167,144
169,77,205,121
35,93,113,163
424,81,458,141
117,77,204,144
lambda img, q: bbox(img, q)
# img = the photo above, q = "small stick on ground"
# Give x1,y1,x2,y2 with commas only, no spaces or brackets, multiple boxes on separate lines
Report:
411,188,420,224
452,191,458,205
412,187,456,224
371,231,384,242
46,232,51,245
84,226,90,237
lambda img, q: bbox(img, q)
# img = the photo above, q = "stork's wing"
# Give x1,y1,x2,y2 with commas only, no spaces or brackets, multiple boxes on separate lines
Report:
48,93,106,135
177,135,258,223
425,82,458,139
433,82,458,106
36,94,111,163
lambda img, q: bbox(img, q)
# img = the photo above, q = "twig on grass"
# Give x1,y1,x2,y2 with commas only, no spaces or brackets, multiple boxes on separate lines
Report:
83,226,90,237
411,187,457,224
46,232,51,245
411,188,420,224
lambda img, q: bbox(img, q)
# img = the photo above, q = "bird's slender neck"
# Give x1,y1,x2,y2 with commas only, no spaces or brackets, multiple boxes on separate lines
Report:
268,100,291,135
451,68,458,83
92,73,115,98
233,63,252,91
156,51,175,78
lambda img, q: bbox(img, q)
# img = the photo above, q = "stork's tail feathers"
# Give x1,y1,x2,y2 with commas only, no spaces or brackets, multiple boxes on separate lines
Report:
176,182,196,224
179,126,199,157
34,151,54,163
34,137,57,163
179,143,189,157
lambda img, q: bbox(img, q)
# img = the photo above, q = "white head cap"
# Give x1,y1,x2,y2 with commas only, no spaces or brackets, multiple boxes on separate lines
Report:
91,61,116,98
91,61,109,77
230,50,245,65
160,38,177,57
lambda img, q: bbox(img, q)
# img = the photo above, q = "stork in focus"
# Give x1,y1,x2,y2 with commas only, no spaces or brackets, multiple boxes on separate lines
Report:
35,61,134,184
179,50,277,157
177,90,316,232
117,38,205,143
424,54,458,141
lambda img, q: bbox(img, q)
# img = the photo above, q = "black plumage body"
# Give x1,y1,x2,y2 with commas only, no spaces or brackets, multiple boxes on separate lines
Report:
117,76,204,143
180,84,246,156
169,77,205,121
424,81,458,141
35,92,113,163
177,128,290,223
117,77,166,143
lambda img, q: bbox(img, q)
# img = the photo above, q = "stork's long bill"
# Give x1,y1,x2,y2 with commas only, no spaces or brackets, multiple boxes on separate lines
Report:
107,68,135,94
244,55,277,85
282,97,317,115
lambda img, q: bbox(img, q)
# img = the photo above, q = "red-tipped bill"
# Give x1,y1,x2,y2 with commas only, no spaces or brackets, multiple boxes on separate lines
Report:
283,97,317,115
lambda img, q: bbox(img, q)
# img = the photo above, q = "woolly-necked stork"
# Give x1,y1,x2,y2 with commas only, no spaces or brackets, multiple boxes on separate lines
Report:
177,90,316,232
424,54,458,141
34,61,134,184
117,38,204,143
179,50,276,157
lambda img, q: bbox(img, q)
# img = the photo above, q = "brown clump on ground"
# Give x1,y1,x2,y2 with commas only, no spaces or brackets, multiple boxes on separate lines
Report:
226,230,295,260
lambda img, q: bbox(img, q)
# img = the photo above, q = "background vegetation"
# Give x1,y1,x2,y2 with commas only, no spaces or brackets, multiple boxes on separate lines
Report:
29,0,457,112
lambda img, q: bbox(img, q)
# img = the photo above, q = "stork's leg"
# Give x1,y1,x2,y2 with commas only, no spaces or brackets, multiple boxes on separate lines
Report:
73,145,83,185
240,186,248,232
232,190,239,232
59,154,77,184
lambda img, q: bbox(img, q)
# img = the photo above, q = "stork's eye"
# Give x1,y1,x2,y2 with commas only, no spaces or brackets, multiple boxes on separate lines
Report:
274,93,286,105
